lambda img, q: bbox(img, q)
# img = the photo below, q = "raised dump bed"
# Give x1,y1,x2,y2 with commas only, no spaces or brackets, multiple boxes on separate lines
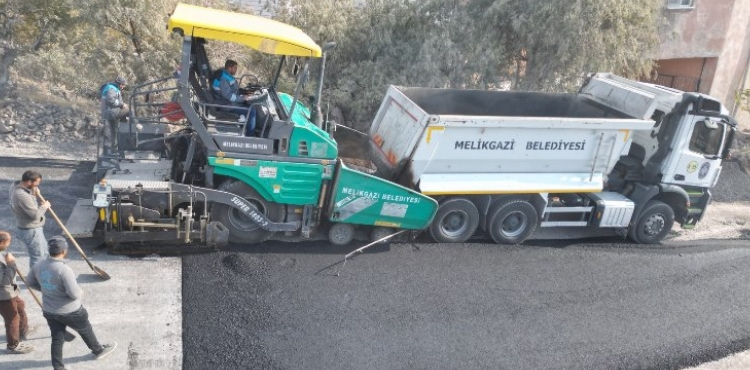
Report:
368,85,656,195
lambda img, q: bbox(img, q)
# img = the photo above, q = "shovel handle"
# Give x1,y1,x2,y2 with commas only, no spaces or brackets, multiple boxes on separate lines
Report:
12,265,43,307
35,192,95,270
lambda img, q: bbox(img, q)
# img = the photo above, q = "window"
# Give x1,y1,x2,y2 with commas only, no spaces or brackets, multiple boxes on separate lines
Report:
688,120,724,157
667,0,695,9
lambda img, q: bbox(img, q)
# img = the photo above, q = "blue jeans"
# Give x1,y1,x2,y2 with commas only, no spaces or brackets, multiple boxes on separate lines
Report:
44,306,104,370
17,227,49,271
223,105,256,135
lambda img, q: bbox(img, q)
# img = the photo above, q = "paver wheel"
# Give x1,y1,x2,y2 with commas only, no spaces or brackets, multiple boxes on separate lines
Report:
212,180,285,244
329,223,356,246
429,197,480,243
629,200,674,244
486,199,538,245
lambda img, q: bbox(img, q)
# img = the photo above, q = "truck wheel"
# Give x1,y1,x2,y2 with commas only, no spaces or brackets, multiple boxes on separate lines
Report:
212,180,285,244
429,198,479,243
486,199,538,245
629,200,674,244
329,223,356,246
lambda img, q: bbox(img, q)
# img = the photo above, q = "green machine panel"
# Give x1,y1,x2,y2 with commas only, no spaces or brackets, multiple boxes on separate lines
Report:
329,162,437,230
210,157,331,205
277,93,338,159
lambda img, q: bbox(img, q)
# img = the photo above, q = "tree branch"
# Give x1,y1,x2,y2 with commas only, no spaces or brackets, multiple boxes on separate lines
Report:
129,18,143,55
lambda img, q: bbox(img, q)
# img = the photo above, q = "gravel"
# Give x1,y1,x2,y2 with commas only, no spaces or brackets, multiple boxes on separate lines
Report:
711,161,750,202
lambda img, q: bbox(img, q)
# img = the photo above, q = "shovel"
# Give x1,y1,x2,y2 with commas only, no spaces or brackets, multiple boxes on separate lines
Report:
36,191,111,281
11,261,77,342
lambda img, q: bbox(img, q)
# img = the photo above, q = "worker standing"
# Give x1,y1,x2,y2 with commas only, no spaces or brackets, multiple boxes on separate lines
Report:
26,237,117,370
9,170,51,271
0,231,35,354
100,76,129,153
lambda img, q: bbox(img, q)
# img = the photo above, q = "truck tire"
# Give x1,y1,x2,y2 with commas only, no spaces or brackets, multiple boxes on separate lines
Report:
628,200,674,244
486,199,538,245
429,197,480,243
212,180,285,244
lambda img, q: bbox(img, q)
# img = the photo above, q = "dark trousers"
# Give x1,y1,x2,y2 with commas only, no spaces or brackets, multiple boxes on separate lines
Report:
221,105,256,135
44,306,103,370
0,296,28,349
106,106,130,152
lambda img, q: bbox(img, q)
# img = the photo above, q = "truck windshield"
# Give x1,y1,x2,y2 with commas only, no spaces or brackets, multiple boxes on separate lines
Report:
688,120,725,157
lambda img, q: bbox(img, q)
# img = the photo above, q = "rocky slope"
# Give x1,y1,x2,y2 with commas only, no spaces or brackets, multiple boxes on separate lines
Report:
0,89,99,159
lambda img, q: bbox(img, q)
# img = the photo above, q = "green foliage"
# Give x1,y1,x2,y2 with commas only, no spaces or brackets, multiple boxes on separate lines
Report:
737,88,750,113
0,0,76,94
6,0,231,97
2,0,662,128
473,0,662,91
271,0,662,128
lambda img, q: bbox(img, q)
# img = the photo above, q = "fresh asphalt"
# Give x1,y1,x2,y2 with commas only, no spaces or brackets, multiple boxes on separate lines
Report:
183,237,750,370
3,157,747,370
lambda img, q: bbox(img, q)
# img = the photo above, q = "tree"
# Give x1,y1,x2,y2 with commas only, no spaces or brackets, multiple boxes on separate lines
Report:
470,0,662,91
0,0,74,96
1,0,284,101
269,0,663,128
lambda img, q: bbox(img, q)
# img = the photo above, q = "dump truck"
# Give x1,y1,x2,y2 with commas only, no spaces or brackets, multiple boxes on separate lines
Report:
66,3,438,250
368,74,737,244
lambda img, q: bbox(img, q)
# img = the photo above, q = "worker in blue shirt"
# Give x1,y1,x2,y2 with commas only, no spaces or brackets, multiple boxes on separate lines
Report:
100,77,129,152
212,59,257,135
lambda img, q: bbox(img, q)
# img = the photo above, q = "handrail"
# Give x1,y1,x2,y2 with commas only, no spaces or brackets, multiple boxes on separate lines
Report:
590,133,604,182
193,100,270,137
128,76,181,125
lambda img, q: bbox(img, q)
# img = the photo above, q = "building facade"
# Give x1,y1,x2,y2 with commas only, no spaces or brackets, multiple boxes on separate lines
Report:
649,0,750,121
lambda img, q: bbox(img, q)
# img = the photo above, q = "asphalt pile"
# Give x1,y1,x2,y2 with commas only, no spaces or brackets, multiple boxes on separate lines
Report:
712,161,750,202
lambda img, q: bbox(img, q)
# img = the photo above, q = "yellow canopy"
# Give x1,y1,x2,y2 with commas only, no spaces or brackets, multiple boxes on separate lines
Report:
168,3,322,58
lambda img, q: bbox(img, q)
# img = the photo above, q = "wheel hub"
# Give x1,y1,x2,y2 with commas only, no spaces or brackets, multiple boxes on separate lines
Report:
440,210,469,238
643,213,665,237
330,223,355,245
501,211,527,238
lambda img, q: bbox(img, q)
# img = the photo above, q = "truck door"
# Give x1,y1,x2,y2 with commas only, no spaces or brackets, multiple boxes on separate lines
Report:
666,117,726,188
